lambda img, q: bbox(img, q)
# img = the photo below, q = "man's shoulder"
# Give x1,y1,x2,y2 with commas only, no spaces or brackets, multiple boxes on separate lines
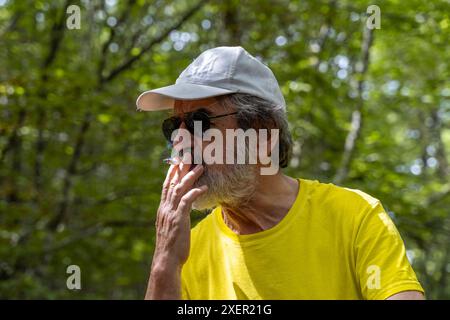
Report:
301,178,379,203
299,178,382,219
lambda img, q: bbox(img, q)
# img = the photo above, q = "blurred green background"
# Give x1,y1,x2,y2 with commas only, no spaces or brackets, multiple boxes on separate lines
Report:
1,0,449,299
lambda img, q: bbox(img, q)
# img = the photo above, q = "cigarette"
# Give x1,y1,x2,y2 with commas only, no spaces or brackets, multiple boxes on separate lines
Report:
163,157,180,165
163,148,192,165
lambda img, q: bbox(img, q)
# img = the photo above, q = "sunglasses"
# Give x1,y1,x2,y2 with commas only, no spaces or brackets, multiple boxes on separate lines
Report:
162,108,237,143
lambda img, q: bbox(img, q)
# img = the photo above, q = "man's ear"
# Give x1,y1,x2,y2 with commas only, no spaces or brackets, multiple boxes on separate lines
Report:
267,128,280,158
257,127,280,176
260,120,279,158
256,127,279,160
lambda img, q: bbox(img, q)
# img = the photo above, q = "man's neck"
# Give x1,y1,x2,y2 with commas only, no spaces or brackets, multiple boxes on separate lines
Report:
221,173,299,235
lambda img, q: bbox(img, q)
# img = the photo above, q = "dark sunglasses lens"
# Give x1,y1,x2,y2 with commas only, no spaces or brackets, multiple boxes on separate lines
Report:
162,111,210,143
187,111,210,133
162,117,181,143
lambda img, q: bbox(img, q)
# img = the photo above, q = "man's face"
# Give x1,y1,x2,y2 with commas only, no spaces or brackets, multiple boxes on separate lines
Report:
172,97,237,165
170,97,259,210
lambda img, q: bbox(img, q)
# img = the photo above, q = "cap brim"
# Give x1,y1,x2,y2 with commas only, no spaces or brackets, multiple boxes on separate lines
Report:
136,83,236,111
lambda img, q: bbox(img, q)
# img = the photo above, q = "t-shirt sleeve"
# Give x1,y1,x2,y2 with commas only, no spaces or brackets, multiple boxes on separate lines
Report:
354,201,425,300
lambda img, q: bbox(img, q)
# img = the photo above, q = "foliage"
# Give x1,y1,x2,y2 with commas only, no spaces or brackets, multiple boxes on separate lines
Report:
0,0,449,299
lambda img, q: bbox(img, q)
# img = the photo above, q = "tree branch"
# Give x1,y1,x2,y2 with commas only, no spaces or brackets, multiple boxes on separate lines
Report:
334,26,374,184
0,107,26,163
97,0,137,81
431,109,449,179
221,1,241,45
46,112,93,231
101,0,207,84
0,11,22,39
44,219,156,254
34,0,71,196
312,0,337,70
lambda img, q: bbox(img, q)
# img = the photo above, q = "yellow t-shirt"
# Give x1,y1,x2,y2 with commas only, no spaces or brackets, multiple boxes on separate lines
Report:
181,178,424,299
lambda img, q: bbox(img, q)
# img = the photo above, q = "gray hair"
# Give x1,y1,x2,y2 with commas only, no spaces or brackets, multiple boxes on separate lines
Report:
218,93,292,168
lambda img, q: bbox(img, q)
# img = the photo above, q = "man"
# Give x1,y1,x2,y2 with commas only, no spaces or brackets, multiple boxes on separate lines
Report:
136,46,424,300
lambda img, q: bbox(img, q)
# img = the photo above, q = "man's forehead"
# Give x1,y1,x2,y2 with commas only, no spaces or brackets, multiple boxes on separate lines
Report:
173,97,222,114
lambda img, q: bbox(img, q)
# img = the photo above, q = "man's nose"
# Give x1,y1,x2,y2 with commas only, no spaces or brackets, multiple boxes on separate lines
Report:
172,121,193,151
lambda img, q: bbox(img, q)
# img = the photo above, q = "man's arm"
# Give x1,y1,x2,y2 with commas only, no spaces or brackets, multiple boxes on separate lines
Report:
386,291,425,300
145,259,182,300
145,161,207,300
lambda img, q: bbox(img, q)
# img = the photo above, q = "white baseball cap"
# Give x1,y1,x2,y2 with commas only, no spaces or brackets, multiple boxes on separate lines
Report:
136,46,286,111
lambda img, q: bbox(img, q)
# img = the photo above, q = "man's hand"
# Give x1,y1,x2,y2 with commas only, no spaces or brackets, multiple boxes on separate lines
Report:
145,159,207,300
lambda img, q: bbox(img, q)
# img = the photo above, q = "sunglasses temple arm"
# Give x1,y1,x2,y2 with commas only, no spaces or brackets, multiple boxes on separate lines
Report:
208,112,238,120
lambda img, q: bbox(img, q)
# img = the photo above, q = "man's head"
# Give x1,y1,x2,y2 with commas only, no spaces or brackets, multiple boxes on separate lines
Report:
169,94,292,210
136,47,292,210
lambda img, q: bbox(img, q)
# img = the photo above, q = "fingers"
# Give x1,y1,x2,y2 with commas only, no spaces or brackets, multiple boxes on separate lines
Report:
177,185,208,213
179,152,192,178
169,164,204,204
166,152,194,203
161,150,203,212
161,164,179,202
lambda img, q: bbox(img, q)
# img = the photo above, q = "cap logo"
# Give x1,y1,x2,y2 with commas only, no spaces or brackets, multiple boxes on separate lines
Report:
189,57,217,77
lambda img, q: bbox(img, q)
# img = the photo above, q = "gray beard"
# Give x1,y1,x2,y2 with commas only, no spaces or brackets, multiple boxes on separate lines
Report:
192,163,258,211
